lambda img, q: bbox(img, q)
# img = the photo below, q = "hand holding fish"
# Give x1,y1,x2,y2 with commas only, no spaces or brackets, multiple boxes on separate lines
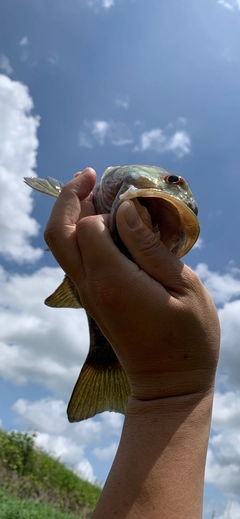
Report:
44,167,220,404
29,166,220,518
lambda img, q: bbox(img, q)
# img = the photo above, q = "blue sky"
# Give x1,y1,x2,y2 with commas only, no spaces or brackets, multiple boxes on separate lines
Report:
0,0,240,517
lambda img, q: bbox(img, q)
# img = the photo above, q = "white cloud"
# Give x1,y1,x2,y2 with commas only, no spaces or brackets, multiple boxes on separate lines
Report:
218,300,240,388
194,263,240,388
19,36,29,61
93,442,118,461
215,501,240,519
115,96,129,110
177,116,187,126
193,236,204,249
76,458,96,482
47,54,59,66
206,431,240,496
79,132,93,148
12,396,123,483
80,119,133,147
0,74,42,263
0,55,13,75
12,397,100,482
87,0,114,9
212,391,240,430
218,0,240,10
20,37,28,46
91,120,110,145
195,263,240,305
206,390,240,498
134,128,191,158
0,266,89,396
13,398,101,442
80,118,190,154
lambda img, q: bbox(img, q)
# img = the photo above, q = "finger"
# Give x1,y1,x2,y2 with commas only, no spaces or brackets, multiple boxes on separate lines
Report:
116,200,191,292
44,167,96,275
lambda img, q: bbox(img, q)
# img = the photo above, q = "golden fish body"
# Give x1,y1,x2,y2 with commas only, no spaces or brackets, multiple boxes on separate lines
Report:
24,165,200,422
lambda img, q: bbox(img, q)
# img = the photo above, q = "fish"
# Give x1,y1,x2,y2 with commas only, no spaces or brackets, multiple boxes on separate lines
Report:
24,165,200,422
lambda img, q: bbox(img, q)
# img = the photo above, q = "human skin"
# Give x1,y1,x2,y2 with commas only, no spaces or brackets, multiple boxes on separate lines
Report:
44,167,220,519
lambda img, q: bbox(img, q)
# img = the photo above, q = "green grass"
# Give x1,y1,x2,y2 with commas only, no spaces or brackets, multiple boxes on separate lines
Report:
0,488,80,519
0,429,101,518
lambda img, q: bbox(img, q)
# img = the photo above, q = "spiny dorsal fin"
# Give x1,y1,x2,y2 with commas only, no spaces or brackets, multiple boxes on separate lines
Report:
24,176,64,198
45,275,82,308
67,360,130,422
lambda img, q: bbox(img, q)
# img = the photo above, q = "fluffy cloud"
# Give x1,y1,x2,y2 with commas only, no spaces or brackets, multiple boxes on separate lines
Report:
0,74,42,263
218,300,240,388
19,36,29,62
194,263,240,389
134,128,191,158
87,0,114,9
115,96,129,110
0,55,13,75
0,265,89,396
215,501,240,519
93,442,118,461
195,263,240,305
79,117,191,156
193,236,204,249
193,263,240,501
206,391,240,497
218,0,240,10
12,397,100,482
12,397,123,482
80,119,133,147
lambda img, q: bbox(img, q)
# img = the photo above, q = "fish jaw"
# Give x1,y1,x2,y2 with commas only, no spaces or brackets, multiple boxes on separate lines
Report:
110,184,200,259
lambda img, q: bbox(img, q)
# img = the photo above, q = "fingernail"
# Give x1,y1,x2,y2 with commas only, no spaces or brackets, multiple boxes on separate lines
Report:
123,201,141,229
74,171,82,178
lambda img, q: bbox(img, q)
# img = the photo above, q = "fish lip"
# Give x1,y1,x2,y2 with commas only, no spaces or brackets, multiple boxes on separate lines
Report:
119,186,200,258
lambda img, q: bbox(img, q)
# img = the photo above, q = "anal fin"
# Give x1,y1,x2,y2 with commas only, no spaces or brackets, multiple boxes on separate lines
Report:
45,275,82,308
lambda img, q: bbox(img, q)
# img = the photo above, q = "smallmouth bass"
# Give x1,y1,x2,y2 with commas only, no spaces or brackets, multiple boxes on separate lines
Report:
24,165,200,422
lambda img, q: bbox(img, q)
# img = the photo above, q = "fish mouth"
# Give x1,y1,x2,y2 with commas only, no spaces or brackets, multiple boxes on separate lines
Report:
119,188,200,258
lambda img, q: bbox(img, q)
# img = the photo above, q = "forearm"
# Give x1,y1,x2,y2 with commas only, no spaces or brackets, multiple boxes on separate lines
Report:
93,391,214,519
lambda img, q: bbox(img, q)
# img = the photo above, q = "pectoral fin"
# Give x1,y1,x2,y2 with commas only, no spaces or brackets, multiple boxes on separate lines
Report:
67,316,131,422
45,275,82,308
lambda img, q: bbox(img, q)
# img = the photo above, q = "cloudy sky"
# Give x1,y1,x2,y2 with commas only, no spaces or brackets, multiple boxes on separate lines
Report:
1,0,240,516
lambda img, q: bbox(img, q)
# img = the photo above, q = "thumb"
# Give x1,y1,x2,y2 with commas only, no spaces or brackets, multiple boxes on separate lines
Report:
116,200,186,290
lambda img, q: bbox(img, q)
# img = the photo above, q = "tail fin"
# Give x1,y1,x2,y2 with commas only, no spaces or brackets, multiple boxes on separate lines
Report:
67,316,131,422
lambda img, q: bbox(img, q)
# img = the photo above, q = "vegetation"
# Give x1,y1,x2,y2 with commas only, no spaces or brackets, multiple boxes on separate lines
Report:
0,429,101,518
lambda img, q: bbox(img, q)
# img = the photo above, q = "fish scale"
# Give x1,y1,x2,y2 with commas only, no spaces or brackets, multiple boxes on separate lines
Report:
24,165,200,422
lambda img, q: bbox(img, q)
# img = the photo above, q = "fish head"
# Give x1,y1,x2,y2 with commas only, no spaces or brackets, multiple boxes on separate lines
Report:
94,165,200,258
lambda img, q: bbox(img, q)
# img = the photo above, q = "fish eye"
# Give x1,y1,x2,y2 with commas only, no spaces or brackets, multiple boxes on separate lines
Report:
164,175,183,185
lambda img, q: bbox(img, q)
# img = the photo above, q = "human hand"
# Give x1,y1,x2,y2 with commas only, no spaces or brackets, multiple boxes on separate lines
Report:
44,167,220,403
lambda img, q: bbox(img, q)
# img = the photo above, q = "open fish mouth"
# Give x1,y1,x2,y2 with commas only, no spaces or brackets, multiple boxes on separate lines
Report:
119,188,200,258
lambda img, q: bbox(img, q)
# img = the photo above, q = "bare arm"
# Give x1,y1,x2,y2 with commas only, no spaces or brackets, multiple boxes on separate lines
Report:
44,168,220,519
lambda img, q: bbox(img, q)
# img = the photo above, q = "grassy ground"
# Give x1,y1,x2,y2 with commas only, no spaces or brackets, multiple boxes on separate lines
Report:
0,488,81,519
0,429,101,518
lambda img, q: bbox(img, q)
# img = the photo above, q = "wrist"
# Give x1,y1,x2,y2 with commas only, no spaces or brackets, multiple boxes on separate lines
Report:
126,387,214,421
93,391,213,519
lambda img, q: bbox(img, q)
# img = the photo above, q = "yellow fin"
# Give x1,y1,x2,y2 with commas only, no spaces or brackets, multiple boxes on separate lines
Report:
45,275,81,308
67,360,131,422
